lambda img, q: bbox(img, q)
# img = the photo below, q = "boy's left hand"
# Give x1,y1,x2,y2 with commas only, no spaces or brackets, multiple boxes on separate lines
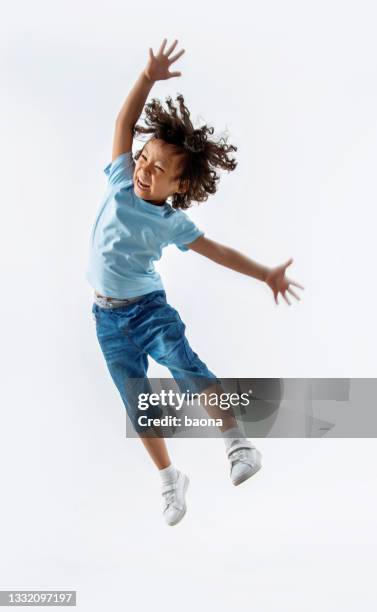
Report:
144,38,185,82
264,258,305,306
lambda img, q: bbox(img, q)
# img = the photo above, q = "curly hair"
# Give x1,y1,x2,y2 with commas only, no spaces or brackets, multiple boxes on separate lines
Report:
132,94,237,210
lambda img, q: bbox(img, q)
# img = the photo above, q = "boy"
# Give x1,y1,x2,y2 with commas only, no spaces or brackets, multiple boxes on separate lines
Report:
87,38,304,526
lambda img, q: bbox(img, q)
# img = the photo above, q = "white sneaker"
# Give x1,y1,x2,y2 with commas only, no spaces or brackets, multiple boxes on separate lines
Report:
161,470,190,526
227,441,262,486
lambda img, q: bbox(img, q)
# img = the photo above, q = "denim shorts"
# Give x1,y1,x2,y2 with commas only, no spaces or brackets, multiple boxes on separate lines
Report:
91,290,220,433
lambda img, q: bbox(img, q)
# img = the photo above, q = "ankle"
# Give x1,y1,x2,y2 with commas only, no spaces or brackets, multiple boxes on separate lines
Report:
221,425,249,452
159,464,178,484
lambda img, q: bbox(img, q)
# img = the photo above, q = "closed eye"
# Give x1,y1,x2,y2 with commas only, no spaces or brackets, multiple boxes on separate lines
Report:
141,155,165,172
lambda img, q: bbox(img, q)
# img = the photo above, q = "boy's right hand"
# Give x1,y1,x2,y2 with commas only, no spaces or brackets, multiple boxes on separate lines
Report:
144,38,185,82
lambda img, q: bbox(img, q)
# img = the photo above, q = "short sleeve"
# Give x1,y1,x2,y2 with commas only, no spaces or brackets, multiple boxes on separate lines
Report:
171,210,205,252
103,151,135,186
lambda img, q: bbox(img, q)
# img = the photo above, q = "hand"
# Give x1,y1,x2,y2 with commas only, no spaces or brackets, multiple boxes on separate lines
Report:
144,38,185,83
264,258,305,306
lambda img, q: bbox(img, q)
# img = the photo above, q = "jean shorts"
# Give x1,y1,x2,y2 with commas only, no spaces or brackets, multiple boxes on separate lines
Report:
91,290,221,433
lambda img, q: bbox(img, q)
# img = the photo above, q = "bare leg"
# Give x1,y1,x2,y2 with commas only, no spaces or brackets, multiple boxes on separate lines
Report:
139,430,172,469
195,382,240,433
138,382,241,468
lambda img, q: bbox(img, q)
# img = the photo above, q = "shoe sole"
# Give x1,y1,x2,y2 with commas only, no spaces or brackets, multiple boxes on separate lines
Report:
166,474,190,526
232,450,262,486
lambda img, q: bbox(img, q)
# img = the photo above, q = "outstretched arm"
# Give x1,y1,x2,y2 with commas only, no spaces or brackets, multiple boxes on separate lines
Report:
112,38,185,162
187,236,305,306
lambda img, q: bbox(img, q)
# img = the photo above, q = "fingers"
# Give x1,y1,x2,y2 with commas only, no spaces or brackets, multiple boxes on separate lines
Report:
287,286,300,301
148,48,154,60
287,278,305,290
156,38,185,62
169,48,185,63
165,39,178,56
158,38,167,55
168,71,182,78
272,284,302,306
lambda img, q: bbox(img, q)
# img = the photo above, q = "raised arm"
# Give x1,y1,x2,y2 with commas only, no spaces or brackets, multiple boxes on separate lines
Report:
112,72,153,161
112,38,185,162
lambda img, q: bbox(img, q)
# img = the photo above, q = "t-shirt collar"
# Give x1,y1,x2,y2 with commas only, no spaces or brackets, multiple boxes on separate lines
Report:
132,182,170,215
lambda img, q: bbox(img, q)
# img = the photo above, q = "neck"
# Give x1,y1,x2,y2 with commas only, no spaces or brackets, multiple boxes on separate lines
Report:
145,198,165,206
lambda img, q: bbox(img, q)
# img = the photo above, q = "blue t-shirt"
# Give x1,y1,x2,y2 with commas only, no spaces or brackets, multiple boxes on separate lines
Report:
86,152,205,298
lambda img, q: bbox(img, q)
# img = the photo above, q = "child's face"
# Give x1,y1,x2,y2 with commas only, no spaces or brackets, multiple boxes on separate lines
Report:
133,138,187,204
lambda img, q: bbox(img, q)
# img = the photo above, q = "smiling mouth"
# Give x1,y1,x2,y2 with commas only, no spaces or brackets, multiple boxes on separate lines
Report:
137,177,150,190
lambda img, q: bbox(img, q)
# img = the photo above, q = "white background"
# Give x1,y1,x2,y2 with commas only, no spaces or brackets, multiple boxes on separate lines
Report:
1,1,376,610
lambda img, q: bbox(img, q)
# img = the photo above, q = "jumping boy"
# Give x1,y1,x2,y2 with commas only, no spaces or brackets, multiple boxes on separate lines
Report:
86,38,304,526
